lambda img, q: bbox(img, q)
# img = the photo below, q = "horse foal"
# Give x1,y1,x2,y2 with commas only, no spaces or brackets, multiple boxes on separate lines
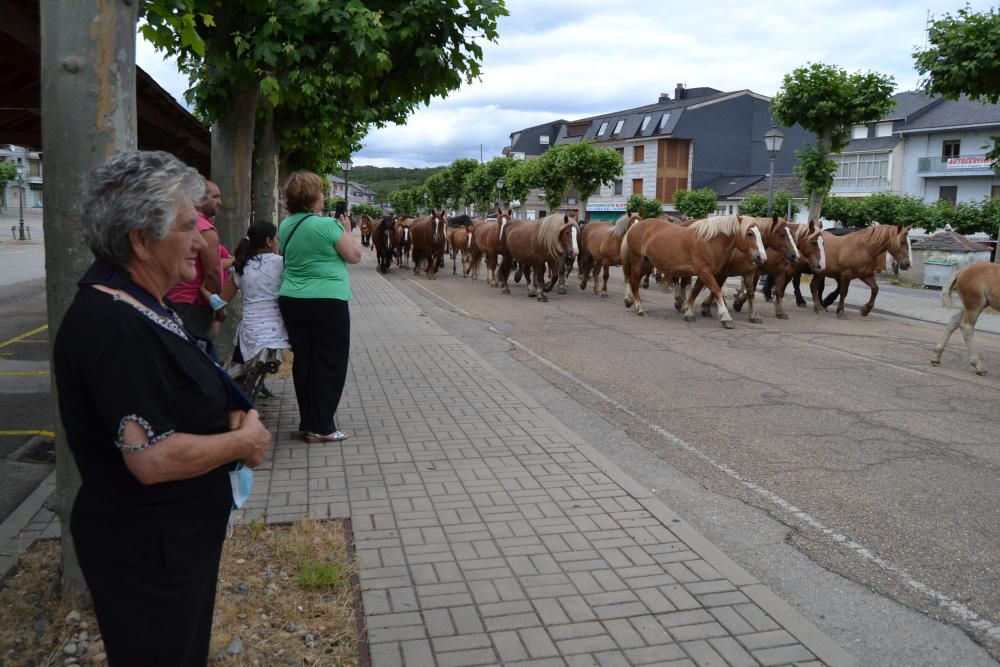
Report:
932,262,1000,375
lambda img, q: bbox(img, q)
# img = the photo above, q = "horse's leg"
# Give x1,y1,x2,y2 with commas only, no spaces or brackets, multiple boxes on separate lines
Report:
774,271,790,320
683,278,707,322
536,262,550,301
858,274,878,317
497,253,512,294
733,283,746,312
579,252,590,290
557,255,568,294
810,274,823,314
640,263,651,289
697,271,735,329
745,273,762,323
700,281,715,318
762,274,774,301
959,305,988,374
675,277,689,313
601,263,610,298
835,275,851,319
542,259,560,293
931,309,963,367
793,272,807,307
822,281,841,309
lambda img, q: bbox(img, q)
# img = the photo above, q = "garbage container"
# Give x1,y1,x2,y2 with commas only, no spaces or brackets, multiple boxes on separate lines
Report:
923,258,958,289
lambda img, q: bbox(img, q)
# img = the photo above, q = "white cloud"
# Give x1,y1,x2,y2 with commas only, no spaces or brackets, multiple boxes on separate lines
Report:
137,0,999,169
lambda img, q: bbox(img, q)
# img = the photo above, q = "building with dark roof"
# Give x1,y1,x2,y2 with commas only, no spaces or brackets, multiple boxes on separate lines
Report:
504,84,814,220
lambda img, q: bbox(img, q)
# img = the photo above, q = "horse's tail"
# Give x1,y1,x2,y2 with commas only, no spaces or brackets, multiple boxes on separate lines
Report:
620,224,634,279
941,269,959,309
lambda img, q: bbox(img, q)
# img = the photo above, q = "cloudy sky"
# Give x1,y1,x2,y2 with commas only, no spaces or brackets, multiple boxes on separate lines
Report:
137,0,997,169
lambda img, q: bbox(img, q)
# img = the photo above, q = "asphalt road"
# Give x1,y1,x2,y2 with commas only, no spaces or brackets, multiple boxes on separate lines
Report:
380,255,1000,666
0,275,55,522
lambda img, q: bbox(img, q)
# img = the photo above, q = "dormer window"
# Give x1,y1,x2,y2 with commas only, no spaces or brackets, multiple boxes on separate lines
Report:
852,124,867,140
539,135,550,145
613,119,625,134
658,113,671,131
597,121,609,136
640,115,651,132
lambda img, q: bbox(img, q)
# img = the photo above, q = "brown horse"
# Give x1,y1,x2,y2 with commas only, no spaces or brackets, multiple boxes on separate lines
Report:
447,224,474,275
621,215,766,328
733,221,825,319
410,209,448,279
468,211,512,285
695,216,799,323
579,212,642,298
359,214,373,247
498,213,579,301
932,262,1000,375
371,215,396,274
808,224,912,318
393,216,414,267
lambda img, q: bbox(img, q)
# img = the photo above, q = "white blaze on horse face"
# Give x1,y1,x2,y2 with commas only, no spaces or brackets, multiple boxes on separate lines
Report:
404,227,410,242
750,226,766,260
906,232,913,265
784,227,800,260
499,217,508,241
817,235,827,271
570,226,579,255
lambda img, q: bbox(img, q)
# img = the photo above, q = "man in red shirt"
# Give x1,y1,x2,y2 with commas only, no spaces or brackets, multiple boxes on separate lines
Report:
167,179,223,339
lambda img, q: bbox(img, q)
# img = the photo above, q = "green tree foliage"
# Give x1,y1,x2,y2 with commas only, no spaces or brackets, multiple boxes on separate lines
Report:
442,158,481,210
424,172,450,210
143,1,508,170
913,7,1000,173
503,160,534,208
464,156,518,212
820,194,997,236
672,188,718,219
738,192,801,218
625,193,663,219
557,141,624,203
529,147,571,213
388,187,424,218
351,203,383,219
820,196,867,227
772,63,896,221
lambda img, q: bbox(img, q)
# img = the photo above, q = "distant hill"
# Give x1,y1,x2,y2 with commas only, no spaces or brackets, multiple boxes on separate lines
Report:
347,165,447,203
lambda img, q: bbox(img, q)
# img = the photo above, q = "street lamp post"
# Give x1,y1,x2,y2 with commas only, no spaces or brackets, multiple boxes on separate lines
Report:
339,159,353,210
423,191,429,214
16,163,26,240
496,177,505,213
763,126,784,217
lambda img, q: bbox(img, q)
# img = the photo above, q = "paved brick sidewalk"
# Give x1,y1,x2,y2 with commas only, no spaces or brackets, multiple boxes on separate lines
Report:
237,263,856,667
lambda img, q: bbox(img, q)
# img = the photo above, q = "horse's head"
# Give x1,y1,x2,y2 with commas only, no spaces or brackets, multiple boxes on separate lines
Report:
497,210,513,245
430,209,446,242
766,215,799,263
797,220,825,272
360,215,372,234
733,216,767,266
560,214,579,259
625,210,642,231
889,225,913,270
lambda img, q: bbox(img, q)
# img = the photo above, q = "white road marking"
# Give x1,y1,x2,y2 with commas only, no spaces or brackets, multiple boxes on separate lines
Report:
799,340,927,375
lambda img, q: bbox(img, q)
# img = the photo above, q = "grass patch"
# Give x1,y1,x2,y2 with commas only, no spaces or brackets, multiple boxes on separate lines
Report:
0,518,359,666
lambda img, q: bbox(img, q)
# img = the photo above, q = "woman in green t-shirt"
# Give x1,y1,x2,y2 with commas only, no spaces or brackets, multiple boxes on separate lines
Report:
277,171,363,443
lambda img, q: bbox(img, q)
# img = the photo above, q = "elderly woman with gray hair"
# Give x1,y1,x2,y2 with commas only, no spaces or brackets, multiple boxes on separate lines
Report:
52,151,271,666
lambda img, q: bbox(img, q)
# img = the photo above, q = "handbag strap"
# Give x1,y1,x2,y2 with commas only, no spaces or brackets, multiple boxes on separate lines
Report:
279,213,316,255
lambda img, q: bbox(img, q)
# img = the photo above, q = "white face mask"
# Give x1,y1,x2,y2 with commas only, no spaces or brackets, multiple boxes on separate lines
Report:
229,462,253,509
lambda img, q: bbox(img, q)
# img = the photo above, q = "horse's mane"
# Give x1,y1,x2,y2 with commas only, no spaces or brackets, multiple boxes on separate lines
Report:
611,213,635,239
856,224,902,250
789,223,820,242
447,214,473,228
537,213,577,258
378,215,394,231
690,215,753,240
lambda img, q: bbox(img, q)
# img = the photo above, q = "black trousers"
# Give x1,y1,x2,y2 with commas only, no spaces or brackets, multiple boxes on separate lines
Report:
173,302,214,340
278,296,350,434
72,488,230,667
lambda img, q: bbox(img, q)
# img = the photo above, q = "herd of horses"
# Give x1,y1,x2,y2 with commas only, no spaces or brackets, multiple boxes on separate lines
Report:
356,210,998,374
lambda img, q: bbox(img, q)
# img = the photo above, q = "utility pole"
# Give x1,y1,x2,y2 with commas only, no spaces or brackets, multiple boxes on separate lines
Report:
41,0,140,598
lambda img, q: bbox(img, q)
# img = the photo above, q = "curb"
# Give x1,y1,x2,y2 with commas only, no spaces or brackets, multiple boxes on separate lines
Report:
0,468,55,582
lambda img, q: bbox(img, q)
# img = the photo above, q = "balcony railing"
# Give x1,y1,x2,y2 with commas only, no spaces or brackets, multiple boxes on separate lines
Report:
917,154,996,174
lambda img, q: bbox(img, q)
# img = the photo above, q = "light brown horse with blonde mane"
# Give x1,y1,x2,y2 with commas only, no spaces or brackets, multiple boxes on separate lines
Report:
732,221,825,320
498,213,579,301
621,215,766,328
393,216,414,267
932,262,1000,375
808,224,912,318
579,212,642,298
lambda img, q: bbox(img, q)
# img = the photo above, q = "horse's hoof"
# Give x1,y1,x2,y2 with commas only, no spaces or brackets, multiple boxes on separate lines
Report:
930,359,941,366
764,297,773,303
733,301,744,313
624,297,634,308
776,312,789,320
700,309,712,318
860,307,872,317
683,313,696,322
976,369,987,376
557,287,567,295
796,300,807,308
721,319,735,329
750,316,763,324
539,294,548,302
600,292,608,299
637,309,646,317
501,288,510,294
836,311,848,320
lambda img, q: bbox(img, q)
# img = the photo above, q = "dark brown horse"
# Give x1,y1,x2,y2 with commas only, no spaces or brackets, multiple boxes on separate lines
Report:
371,215,396,274
447,223,474,275
808,224,912,318
695,216,798,323
498,213,579,301
359,214,373,247
410,209,448,279
579,212,642,298
621,215,765,328
733,220,825,319
393,216,414,267
932,262,1000,375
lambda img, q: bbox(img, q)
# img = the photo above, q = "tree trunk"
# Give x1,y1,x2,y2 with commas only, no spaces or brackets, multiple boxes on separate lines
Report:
252,99,280,225
211,81,259,357
40,0,139,599
807,130,834,224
